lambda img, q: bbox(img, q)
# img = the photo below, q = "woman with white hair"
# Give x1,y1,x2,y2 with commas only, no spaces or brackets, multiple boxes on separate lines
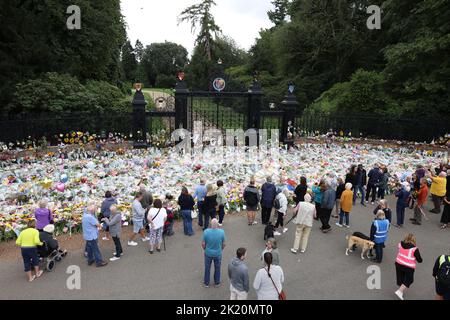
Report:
337,183,353,228
273,188,289,236
291,193,316,254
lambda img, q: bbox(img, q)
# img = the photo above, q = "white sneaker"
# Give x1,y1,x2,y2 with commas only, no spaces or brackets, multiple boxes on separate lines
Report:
218,223,223,227
300,249,306,253
283,228,288,233
112,252,124,256
395,290,404,300
274,231,281,236
142,237,150,242
371,202,375,205
336,223,343,227
344,224,350,228
128,241,138,246
109,257,120,261
102,237,110,241
290,248,298,254
252,221,258,225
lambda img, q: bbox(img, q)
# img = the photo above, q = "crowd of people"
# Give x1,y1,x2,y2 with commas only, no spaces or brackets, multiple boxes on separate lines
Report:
14,159,450,300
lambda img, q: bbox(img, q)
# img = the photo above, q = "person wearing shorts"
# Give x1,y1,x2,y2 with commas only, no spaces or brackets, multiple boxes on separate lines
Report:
16,220,44,282
128,192,149,246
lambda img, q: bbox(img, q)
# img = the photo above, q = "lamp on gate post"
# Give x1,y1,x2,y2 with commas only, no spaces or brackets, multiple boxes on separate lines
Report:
132,82,148,149
280,82,300,147
174,71,189,131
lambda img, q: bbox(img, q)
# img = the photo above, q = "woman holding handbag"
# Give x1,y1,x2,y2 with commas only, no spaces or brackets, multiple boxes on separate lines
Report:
147,199,167,254
253,252,285,300
178,187,196,236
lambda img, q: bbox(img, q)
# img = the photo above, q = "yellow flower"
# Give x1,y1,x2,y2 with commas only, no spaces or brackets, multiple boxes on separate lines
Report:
64,138,69,143
70,138,75,144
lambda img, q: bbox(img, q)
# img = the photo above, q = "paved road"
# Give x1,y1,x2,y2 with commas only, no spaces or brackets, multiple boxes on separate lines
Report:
0,195,447,300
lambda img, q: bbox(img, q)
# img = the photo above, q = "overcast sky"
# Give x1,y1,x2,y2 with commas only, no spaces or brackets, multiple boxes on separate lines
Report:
121,0,275,54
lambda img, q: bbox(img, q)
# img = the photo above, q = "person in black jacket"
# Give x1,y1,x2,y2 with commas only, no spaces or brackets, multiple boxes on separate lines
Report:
353,164,367,206
38,224,67,257
294,176,308,205
203,184,218,231
345,165,357,187
373,199,392,223
433,252,450,300
394,234,423,300
260,176,277,225
178,187,196,236
366,164,382,204
334,178,345,218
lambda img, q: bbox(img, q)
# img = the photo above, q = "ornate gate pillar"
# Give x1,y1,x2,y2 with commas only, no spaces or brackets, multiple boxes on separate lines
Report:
132,83,148,149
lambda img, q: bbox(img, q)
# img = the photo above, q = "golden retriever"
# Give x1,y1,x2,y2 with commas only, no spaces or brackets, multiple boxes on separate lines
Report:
345,234,375,260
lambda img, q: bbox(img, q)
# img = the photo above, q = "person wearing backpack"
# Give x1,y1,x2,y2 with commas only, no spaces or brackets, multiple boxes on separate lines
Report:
273,188,288,236
394,234,423,300
433,253,450,300
243,177,260,226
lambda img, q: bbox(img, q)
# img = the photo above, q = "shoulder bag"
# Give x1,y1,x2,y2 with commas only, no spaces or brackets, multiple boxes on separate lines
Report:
266,267,286,300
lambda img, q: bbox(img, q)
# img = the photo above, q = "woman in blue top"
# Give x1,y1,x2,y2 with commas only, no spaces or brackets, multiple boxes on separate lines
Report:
312,180,324,221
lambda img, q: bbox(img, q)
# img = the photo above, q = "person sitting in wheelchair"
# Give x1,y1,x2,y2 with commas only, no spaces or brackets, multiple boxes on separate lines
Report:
38,224,67,259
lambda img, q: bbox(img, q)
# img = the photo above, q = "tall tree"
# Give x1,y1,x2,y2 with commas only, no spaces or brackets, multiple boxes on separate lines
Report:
121,40,138,82
141,42,189,87
0,0,126,111
178,0,221,61
135,39,145,62
268,0,291,26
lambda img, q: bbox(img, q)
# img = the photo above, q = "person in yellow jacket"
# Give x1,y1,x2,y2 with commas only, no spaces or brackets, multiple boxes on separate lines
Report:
337,183,353,228
16,220,43,282
428,171,447,214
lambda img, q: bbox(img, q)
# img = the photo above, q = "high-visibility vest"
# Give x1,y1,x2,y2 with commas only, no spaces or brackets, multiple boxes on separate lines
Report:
396,243,417,269
439,255,450,267
373,219,389,244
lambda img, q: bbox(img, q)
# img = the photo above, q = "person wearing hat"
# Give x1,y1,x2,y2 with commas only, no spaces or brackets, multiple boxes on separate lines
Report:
38,224,67,257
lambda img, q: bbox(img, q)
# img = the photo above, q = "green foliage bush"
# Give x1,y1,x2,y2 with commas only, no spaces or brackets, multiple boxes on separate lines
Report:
8,73,129,114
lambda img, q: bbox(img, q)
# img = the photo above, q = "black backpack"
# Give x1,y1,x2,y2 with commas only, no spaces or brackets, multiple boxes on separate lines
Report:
273,197,281,210
437,255,450,286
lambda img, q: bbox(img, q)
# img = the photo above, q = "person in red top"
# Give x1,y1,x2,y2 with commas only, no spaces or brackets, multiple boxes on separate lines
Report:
394,233,423,300
411,178,428,225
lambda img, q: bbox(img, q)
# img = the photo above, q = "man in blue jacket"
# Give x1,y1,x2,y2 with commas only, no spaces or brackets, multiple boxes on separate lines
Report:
260,176,277,225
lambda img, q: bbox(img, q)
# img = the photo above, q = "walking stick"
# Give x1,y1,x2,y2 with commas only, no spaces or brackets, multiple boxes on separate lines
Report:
163,231,166,251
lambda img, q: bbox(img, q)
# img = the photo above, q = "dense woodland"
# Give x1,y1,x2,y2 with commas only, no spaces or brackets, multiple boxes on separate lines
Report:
0,0,449,121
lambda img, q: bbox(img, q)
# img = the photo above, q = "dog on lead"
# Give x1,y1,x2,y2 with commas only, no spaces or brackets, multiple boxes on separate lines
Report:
264,222,275,241
345,232,375,260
